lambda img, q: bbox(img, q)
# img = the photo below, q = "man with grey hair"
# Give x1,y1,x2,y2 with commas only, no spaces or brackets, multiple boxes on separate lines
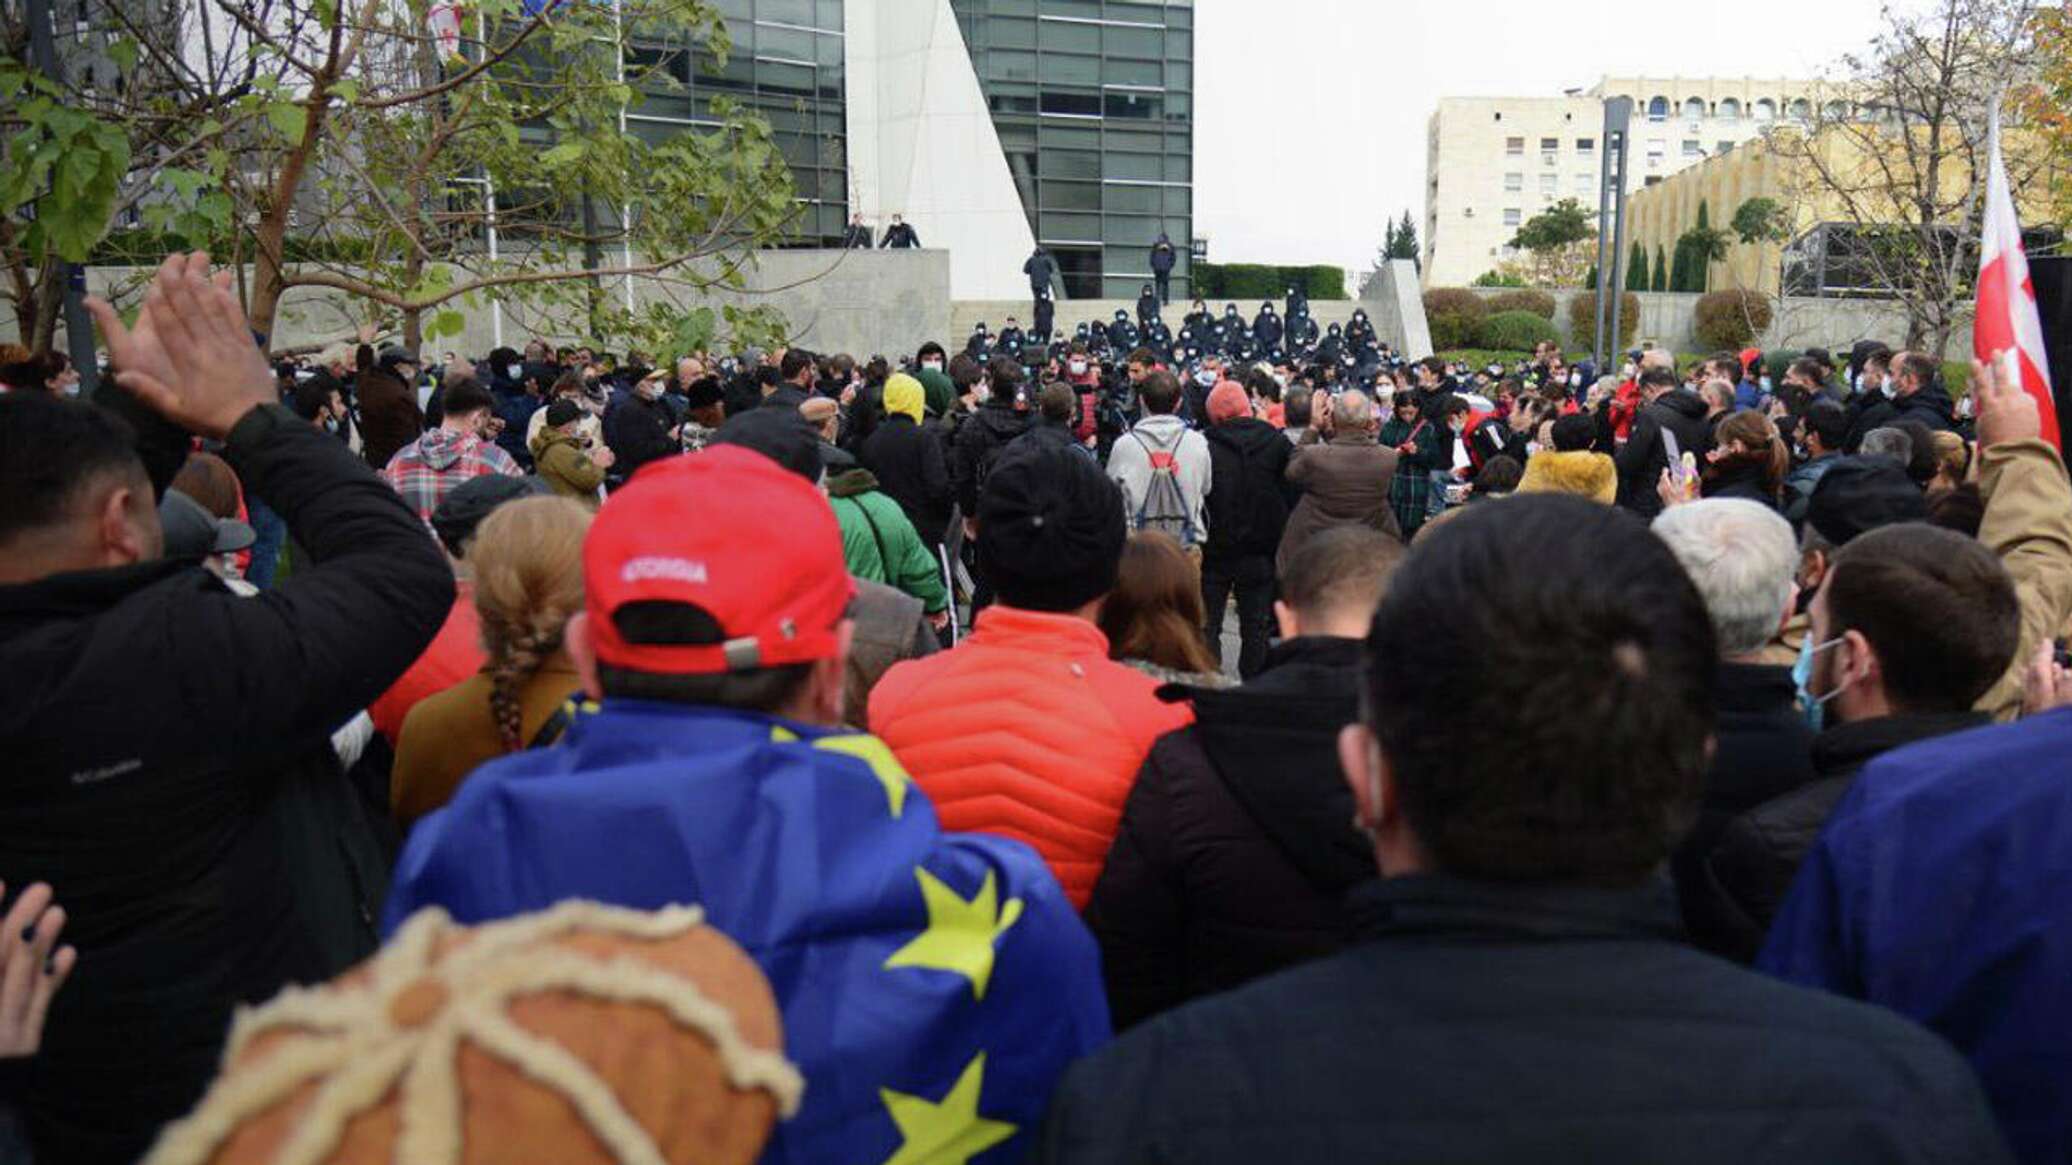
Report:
1651,498,1817,960
1858,426,1913,466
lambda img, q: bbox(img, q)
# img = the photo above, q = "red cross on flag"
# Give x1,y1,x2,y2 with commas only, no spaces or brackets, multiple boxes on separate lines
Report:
1976,106,2059,450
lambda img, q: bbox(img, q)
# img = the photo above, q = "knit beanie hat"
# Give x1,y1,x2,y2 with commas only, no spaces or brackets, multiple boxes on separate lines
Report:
544,399,584,429
915,368,956,417
1206,380,1250,425
882,373,925,424
977,444,1126,613
143,902,801,1165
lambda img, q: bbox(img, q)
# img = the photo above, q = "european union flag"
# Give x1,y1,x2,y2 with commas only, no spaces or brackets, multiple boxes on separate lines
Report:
385,701,1111,1163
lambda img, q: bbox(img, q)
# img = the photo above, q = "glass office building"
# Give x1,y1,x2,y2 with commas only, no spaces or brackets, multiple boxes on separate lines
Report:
947,0,1194,299
624,0,851,246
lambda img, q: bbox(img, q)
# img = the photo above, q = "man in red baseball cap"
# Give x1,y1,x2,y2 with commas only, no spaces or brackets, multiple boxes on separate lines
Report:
385,444,1110,1164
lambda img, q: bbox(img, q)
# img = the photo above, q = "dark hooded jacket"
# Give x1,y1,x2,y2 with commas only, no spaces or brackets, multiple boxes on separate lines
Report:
1615,387,1711,518
1252,309,1284,350
950,399,1029,515
860,413,954,547
355,358,424,472
1846,383,1959,452
602,390,677,480
1203,417,1293,562
0,405,451,1163
1084,637,1377,1031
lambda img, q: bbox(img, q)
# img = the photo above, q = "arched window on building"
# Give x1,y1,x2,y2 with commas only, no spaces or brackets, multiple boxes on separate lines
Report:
1683,97,1706,121
1647,96,1669,122
1717,97,1741,122
1788,98,1811,121
1754,98,1777,122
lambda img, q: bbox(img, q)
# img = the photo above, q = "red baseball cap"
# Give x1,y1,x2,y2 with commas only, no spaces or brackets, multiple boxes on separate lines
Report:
584,446,854,675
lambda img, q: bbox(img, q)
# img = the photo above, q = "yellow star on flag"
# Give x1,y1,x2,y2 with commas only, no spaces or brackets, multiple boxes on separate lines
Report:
883,867,1025,1000
878,1052,1016,1165
810,733,913,818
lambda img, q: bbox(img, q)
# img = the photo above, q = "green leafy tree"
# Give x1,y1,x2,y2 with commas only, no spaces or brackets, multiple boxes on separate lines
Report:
1732,196,1793,246
1506,198,1596,286
1625,241,1649,291
6,0,801,353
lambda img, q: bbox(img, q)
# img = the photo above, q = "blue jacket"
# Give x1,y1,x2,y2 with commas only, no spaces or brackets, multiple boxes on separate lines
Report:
1760,709,2072,1165
386,701,1109,1165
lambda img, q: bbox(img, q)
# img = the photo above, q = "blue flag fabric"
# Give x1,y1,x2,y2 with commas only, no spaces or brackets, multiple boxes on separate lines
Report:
1759,710,2072,1165
385,700,1111,1164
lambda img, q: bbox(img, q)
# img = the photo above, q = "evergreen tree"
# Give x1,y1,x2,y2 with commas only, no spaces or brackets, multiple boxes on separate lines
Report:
1652,244,1669,292
1625,241,1649,291
1396,210,1420,260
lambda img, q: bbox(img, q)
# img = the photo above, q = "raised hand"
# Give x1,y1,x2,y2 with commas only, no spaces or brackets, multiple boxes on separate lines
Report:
0,882,76,1059
1973,354,2041,450
85,252,277,440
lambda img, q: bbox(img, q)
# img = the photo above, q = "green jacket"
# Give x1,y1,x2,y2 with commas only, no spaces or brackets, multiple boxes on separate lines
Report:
529,427,604,504
827,467,947,613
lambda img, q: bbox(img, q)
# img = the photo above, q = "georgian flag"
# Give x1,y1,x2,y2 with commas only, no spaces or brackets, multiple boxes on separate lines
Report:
427,0,464,59
1976,106,2058,450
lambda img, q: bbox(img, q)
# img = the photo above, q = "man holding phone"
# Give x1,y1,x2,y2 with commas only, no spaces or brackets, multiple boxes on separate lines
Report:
1614,366,1710,520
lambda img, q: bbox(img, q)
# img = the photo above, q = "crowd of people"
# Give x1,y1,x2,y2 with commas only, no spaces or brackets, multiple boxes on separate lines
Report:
2,250,2071,1164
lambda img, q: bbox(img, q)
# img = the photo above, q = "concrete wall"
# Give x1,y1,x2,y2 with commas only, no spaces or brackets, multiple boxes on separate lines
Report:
24,248,955,361
1457,285,1974,357
1358,260,1432,358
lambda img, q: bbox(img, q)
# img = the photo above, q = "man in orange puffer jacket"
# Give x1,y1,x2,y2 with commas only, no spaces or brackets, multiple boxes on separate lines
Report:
871,443,1194,908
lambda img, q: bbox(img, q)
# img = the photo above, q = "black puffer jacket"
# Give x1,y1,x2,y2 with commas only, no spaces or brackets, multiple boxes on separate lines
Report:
1616,387,1711,518
1692,710,1989,964
1041,875,2011,1165
1202,417,1292,562
0,404,452,1163
1084,637,1375,1031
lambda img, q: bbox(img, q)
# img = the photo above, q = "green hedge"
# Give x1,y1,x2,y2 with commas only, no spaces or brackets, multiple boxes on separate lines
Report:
1476,310,1561,351
1566,291,1642,348
1193,262,1346,301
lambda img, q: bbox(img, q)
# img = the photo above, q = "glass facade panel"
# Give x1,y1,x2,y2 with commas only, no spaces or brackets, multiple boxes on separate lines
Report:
952,0,1194,296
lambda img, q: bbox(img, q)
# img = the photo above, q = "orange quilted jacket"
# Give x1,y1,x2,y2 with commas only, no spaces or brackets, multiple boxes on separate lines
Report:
868,605,1195,907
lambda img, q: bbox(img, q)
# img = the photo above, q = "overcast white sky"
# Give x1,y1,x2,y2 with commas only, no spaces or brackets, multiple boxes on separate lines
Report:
1192,0,1891,274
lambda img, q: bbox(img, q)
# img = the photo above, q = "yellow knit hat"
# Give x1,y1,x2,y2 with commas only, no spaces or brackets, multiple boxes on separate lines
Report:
882,373,925,424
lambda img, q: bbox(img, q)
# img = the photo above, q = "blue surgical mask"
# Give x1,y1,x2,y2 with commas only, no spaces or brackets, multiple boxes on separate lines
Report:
1760,375,1773,392
1792,634,1849,733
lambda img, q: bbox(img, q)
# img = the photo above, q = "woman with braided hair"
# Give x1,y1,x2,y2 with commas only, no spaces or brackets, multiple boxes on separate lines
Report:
392,496,591,829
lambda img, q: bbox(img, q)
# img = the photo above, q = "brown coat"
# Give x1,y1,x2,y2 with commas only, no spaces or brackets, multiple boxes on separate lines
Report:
1974,438,2072,721
357,362,425,472
1277,433,1404,575
391,657,586,828
844,578,938,730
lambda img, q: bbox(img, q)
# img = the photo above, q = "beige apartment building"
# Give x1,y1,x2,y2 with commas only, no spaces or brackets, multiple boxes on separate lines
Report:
1423,77,1830,287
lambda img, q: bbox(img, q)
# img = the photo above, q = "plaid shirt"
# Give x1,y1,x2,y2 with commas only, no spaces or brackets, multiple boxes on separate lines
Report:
384,428,522,523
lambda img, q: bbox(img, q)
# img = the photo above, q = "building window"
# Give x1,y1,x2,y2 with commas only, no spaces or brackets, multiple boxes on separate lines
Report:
1647,96,1669,121
1505,136,1524,156
1682,97,1706,121
1682,139,1702,158
1644,175,1664,187
1754,98,1777,122
1646,139,1665,167
1539,173,1557,196
1574,172,1594,194
1716,140,1734,155
1504,172,1523,192
1717,98,1741,122
1788,98,1811,121
1576,137,1595,154
1539,137,1559,152
1503,207,1522,227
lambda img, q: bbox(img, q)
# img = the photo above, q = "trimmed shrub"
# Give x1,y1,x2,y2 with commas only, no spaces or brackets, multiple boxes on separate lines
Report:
1476,310,1560,352
1486,288,1558,320
1195,263,1347,300
1566,291,1642,348
1693,289,1774,351
1423,288,1489,353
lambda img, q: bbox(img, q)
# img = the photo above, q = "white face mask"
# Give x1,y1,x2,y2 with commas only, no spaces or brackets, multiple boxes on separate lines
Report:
1880,382,1898,400
504,363,522,381
1760,376,1773,392
921,360,942,372
1068,360,1087,375
1568,372,1582,388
